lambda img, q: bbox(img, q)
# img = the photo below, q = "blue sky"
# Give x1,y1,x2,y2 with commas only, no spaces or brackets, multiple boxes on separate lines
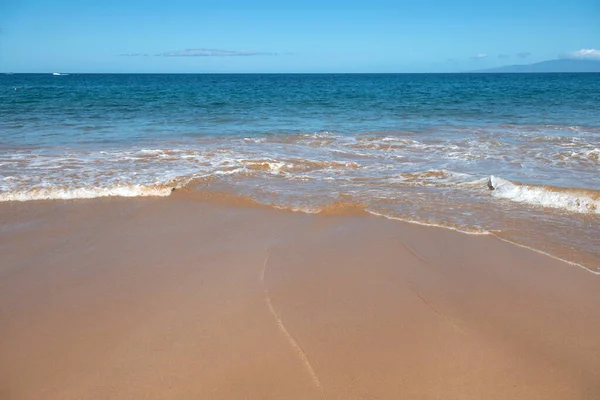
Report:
0,0,598,72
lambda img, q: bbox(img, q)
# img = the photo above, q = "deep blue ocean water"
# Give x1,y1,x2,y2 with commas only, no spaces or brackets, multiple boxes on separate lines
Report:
1,73,599,270
3,73,600,146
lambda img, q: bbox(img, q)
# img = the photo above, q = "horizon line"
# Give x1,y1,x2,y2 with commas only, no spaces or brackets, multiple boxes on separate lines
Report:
4,71,600,75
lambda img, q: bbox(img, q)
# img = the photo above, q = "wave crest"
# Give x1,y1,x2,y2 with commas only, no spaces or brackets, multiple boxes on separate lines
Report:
0,184,177,202
488,176,600,214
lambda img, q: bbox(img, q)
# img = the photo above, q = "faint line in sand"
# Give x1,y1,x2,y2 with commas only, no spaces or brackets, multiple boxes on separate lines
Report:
412,289,464,333
403,242,464,333
261,249,325,395
403,243,429,264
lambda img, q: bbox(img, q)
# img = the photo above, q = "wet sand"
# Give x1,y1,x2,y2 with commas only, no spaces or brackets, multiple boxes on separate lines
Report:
1,190,599,399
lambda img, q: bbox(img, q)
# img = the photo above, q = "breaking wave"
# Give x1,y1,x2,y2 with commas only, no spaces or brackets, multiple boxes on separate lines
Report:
0,184,177,202
488,176,600,214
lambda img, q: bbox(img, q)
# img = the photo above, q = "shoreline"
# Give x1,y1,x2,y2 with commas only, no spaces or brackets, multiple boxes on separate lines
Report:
2,185,599,274
370,210,600,276
1,193,599,399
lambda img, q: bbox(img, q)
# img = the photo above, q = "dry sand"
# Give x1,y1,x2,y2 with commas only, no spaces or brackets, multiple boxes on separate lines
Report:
1,190,599,399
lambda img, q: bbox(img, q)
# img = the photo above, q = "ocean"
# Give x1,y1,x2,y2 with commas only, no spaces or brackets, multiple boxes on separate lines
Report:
1,73,599,271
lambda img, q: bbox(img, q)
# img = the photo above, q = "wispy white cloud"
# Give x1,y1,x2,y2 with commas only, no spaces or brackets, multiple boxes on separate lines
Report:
559,49,600,60
118,53,150,57
471,53,488,60
156,48,276,57
516,52,531,59
498,54,510,59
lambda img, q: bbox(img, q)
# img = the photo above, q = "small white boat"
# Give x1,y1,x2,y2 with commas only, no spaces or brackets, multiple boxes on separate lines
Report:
53,72,61,76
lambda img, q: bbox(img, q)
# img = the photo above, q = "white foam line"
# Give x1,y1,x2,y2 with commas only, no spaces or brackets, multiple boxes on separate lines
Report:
491,235,600,276
367,211,600,276
366,210,491,236
0,186,174,202
261,250,325,395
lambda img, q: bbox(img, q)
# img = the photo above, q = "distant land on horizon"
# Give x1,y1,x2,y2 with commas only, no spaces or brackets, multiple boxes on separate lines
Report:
471,59,600,73
3,59,600,74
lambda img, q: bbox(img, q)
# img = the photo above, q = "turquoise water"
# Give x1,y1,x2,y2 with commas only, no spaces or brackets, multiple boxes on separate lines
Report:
1,73,599,270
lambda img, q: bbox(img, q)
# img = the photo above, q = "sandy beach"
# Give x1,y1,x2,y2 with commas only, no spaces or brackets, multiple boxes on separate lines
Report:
1,190,599,399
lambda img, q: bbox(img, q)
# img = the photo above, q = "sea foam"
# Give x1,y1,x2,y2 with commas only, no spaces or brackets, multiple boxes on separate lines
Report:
0,184,175,202
488,176,600,214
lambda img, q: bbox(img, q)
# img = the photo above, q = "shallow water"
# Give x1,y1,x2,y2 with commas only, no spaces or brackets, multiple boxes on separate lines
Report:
1,73,599,270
